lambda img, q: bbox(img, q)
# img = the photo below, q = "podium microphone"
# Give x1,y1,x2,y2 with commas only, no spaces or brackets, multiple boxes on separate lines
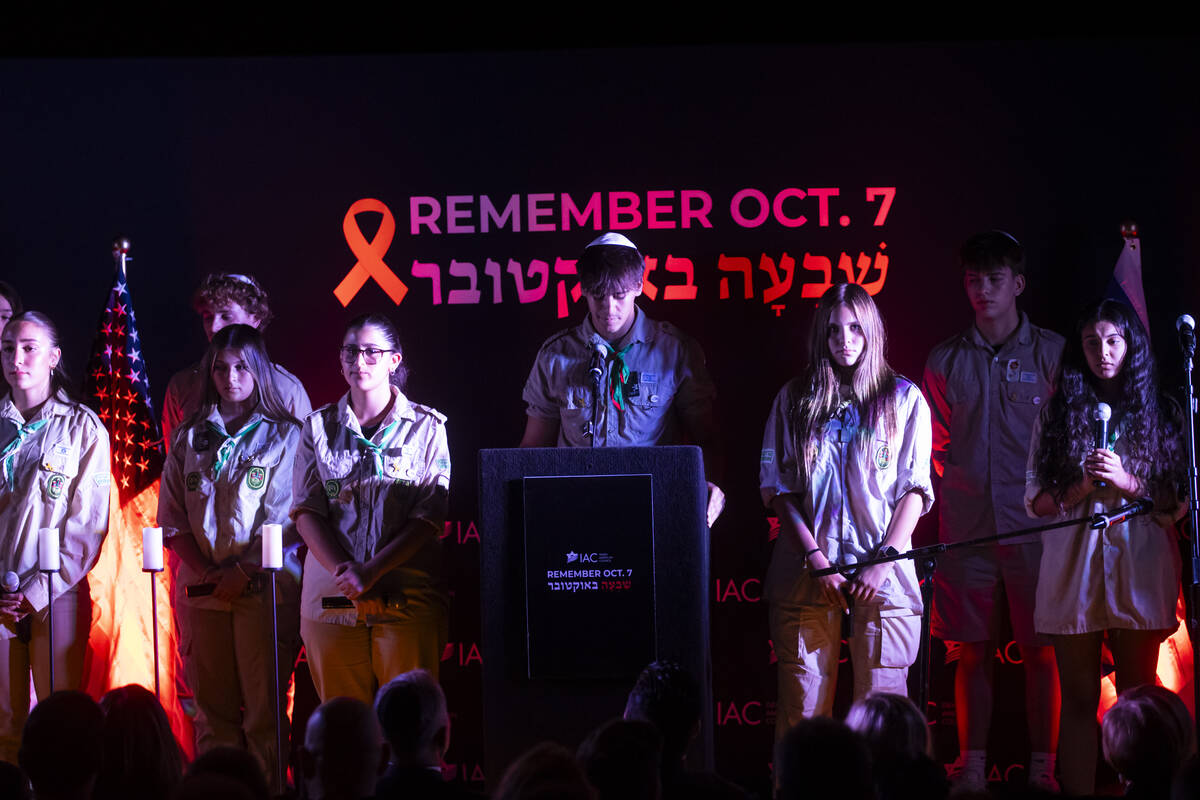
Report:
1093,403,1112,488
589,341,606,382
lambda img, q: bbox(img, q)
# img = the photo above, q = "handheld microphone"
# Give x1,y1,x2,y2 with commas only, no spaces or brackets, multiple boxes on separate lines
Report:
1177,314,1195,358
1090,497,1154,530
1093,403,1112,488
2,572,19,594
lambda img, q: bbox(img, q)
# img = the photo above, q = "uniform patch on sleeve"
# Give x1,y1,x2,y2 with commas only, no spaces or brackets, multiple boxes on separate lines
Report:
874,443,892,470
761,449,775,464
47,473,66,499
186,472,201,491
324,479,341,498
435,457,449,471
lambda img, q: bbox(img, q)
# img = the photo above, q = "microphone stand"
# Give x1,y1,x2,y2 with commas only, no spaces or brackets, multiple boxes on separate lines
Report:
1180,331,1200,741
588,342,604,447
811,502,1155,716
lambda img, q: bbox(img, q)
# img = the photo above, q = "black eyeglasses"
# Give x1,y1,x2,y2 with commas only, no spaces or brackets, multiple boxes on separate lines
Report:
339,346,395,365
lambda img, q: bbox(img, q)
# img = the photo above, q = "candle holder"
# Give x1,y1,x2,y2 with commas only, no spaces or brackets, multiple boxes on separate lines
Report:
143,527,165,699
262,523,285,792
37,528,60,693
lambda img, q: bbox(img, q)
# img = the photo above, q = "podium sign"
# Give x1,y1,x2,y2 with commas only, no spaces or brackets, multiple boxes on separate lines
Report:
523,474,655,679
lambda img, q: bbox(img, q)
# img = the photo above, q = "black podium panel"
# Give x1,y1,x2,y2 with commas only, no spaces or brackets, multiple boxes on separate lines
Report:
479,446,712,784
523,474,656,679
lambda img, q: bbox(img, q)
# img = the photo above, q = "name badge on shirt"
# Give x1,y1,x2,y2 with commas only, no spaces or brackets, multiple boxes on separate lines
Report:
43,442,75,473
1020,371,1037,384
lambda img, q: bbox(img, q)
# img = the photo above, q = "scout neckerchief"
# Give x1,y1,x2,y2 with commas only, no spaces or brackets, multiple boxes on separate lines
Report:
209,418,263,477
602,342,634,411
355,420,399,477
1,419,47,490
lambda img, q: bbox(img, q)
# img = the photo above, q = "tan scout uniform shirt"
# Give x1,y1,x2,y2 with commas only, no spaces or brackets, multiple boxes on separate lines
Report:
923,314,1063,544
291,387,450,626
162,361,311,448
0,391,110,630
158,406,302,611
759,377,934,613
523,307,717,448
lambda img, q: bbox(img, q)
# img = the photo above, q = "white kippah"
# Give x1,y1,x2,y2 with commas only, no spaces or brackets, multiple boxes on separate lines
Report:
586,232,639,251
222,273,261,289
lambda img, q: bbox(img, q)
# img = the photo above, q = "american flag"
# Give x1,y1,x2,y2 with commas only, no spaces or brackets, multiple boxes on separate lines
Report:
82,251,164,503
78,241,192,758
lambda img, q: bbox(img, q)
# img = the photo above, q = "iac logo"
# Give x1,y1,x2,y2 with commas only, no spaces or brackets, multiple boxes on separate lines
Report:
565,551,612,564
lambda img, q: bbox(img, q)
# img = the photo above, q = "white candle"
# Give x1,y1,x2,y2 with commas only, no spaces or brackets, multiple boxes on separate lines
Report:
38,528,60,572
143,527,163,571
262,523,283,570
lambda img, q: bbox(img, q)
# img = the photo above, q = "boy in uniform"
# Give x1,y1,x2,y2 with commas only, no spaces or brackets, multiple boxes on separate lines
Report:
922,231,1063,791
520,232,724,526
162,273,311,445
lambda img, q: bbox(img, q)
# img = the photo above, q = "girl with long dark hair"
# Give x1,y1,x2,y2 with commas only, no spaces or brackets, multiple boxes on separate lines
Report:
157,323,302,785
1026,299,1184,795
760,284,933,739
292,313,450,704
0,311,111,762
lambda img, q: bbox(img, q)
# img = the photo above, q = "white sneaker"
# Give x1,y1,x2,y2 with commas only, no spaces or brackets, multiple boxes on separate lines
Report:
945,755,986,793
1028,771,1060,794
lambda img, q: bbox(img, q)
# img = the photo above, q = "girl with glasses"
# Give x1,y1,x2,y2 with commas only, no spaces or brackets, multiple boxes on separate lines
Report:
292,313,451,704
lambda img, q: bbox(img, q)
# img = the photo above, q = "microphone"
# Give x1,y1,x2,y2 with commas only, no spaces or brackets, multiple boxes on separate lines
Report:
1090,497,1154,530
588,341,606,382
1093,403,1112,488
2,572,19,593
1177,314,1195,358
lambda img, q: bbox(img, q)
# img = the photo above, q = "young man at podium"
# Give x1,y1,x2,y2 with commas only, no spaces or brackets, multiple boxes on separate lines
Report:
519,232,725,527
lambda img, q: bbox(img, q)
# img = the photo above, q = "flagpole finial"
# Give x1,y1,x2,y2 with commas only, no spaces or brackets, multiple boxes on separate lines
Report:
1120,219,1139,239
112,236,132,277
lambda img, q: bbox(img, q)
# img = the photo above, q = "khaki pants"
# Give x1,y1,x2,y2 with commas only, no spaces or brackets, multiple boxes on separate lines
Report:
300,608,446,705
770,601,920,741
0,584,90,763
178,590,301,792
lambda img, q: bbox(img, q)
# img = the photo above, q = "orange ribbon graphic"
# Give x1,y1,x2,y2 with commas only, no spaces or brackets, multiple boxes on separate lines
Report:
334,198,408,306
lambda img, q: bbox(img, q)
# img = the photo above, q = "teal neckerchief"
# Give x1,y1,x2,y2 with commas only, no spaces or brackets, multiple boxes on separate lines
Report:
208,418,262,477
1,419,47,490
355,420,399,477
602,342,634,411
